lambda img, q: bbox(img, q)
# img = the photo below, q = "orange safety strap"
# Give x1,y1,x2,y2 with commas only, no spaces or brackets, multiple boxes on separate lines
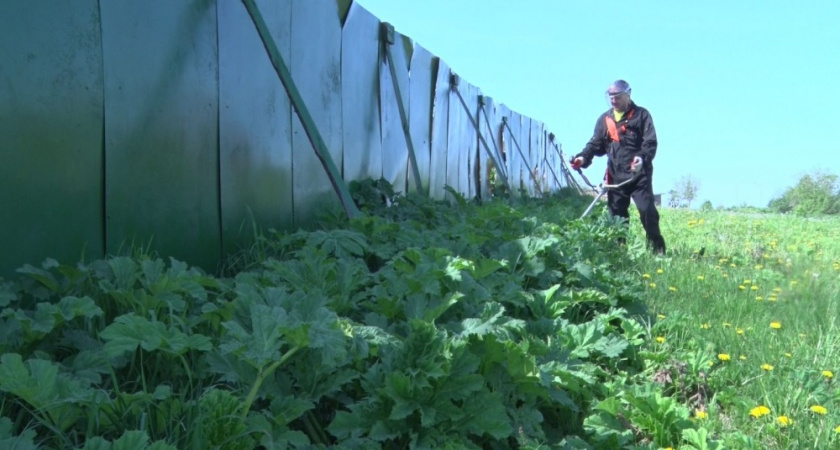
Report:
604,109,635,142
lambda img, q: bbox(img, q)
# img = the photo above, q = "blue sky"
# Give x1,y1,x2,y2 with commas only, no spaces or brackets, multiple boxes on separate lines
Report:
355,0,840,208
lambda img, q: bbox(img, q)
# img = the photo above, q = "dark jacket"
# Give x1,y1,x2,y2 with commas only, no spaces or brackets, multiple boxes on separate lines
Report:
575,101,657,183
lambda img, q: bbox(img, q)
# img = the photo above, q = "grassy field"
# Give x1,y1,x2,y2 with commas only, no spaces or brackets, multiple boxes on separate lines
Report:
631,208,840,448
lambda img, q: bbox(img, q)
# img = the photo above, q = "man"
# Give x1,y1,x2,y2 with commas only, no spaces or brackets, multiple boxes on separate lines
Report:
570,80,666,254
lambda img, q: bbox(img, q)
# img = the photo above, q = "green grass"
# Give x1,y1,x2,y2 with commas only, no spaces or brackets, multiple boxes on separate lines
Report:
631,208,840,448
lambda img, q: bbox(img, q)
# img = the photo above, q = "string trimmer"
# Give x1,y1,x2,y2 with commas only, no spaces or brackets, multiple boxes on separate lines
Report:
572,166,642,219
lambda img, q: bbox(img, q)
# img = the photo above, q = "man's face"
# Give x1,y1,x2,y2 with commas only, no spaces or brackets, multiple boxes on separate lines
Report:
608,89,631,112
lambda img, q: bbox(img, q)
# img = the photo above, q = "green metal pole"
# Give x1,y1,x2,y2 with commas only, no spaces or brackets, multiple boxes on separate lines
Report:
241,0,362,219
450,73,512,196
478,97,509,181
502,117,541,194
542,134,561,190
550,138,585,194
381,23,424,195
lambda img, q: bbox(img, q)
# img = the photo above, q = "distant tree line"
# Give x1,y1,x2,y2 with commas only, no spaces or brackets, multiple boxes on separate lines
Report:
767,171,839,216
664,171,839,217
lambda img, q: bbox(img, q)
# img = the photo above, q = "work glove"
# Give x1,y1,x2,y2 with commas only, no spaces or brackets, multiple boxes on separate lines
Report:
630,156,643,173
570,156,584,170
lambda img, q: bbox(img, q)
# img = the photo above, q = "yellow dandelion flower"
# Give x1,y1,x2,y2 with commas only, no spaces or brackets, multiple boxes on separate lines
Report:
657,314,666,319
701,323,711,329
770,321,782,329
755,265,763,270
695,410,708,420
810,405,828,415
730,263,737,268
697,275,705,281
743,279,752,285
773,287,783,293
756,296,764,301
656,336,666,344
736,328,745,335
669,286,677,292
722,273,729,278
768,296,777,302
823,370,834,378
643,273,651,279
656,268,664,274
718,353,731,361
776,415,791,427
649,282,657,288
739,355,747,361
835,425,840,433
784,352,792,358
723,322,732,327
799,333,806,338
761,363,774,371
738,285,746,290
751,285,759,291
750,405,771,418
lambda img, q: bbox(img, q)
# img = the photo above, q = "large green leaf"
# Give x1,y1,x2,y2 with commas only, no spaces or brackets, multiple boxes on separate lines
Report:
451,389,512,440
0,417,38,450
58,296,104,320
0,354,93,431
305,229,368,259
0,282,16,307
104,430,177,450
100,314,212,359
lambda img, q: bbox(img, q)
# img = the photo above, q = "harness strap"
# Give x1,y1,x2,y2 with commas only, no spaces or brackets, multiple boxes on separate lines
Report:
604,108,635,142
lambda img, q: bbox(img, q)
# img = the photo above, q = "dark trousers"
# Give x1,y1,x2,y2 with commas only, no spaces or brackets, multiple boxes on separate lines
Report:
607,170,666,254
